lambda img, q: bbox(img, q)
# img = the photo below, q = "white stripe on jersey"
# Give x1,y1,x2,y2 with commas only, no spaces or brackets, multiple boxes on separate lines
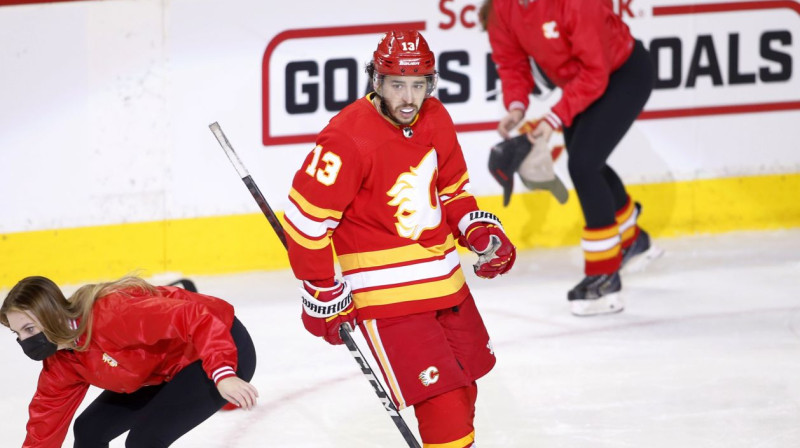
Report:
344,249,460,291
284,201,340,239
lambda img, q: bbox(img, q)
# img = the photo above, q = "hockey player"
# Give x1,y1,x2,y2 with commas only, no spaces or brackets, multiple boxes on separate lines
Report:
283,30,516,447
1,275,258,448
480,0,658,316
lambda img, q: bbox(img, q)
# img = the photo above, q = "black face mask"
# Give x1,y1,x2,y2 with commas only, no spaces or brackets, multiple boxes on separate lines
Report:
18,332,58,361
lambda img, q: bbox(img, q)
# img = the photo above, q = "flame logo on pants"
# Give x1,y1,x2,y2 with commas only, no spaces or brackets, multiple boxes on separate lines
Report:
419,366,440,387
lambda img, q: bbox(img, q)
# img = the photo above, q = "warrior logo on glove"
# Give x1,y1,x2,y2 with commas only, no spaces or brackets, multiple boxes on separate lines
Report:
457,211,516,279
301,292,352,317
300,280,357,345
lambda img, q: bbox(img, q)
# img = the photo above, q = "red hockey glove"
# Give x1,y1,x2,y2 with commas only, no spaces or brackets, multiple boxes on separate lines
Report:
300,279,357,345
458,211,516,279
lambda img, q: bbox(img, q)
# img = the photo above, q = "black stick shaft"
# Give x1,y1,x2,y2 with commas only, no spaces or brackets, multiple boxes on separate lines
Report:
241,175,288,249
209,122,421,448
338,324,421,447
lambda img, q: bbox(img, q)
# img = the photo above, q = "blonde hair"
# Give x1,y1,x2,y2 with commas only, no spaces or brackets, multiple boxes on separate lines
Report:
1,276,158,351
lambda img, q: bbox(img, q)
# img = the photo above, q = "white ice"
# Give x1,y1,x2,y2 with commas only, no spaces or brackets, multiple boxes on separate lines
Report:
1,229,799,447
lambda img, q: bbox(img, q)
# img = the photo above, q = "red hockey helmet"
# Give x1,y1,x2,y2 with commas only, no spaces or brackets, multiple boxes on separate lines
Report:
373,30,436,76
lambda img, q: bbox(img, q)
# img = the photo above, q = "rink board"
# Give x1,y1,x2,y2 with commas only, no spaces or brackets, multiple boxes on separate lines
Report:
1,172,797,288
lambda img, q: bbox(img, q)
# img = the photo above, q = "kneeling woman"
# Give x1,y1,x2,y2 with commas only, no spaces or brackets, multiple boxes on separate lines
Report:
1,276,258,448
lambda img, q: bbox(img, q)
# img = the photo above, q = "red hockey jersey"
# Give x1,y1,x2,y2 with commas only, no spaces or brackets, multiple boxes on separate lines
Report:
284,94,479,320
22,286,237,448
488,0,635,127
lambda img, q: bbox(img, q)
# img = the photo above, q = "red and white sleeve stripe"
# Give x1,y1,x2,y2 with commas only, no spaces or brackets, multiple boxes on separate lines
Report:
508,100,526,113
543,110,563,131
212,366,236,385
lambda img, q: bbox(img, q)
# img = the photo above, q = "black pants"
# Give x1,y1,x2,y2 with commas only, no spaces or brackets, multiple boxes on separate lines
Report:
72,317,256,448
563,40,654,229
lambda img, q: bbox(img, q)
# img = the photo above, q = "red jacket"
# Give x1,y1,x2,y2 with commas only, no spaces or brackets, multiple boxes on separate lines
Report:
23,286,238,448
488,0,634,127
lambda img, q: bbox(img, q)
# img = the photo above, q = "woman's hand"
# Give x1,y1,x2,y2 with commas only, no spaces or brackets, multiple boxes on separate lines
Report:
216,376,259,410
527,119,554,144
498,109,524,139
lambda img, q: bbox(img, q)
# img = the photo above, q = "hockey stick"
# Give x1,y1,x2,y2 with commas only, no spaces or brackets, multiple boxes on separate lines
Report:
208,122,422,448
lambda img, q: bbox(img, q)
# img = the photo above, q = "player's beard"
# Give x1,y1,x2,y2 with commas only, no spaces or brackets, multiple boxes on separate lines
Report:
379,96,419,125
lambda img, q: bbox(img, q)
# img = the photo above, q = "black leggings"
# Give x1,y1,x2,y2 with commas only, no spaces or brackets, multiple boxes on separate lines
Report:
563,40,654,229
72,317,256,448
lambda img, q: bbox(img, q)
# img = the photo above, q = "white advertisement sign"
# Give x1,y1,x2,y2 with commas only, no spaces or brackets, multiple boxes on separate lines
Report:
0,0,798,234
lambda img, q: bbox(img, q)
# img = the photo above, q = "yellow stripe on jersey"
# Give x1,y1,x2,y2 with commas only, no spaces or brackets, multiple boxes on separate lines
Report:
345,250,461,291
441,191,472,206
353,269,465,308
584,245,621,262
439,172,470,196
283,221,332,250
423,431,475,448
338,234,456,272
364,319,407,409
288,188,343,221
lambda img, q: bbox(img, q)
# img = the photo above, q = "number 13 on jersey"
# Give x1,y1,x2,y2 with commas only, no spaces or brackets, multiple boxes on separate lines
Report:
304,145,342,186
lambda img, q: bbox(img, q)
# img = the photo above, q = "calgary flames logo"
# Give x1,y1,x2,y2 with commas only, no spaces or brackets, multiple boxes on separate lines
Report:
102,353,119,367
387,149,442,240
419,366,440,387
542,21,560,39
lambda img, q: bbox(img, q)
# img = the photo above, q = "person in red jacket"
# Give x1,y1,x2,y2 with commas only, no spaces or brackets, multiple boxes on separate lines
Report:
283,30,515,447
0,275,258,448
481,0,659,316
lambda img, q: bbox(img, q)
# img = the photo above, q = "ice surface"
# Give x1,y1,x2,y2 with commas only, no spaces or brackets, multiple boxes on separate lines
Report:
1,230,799,447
